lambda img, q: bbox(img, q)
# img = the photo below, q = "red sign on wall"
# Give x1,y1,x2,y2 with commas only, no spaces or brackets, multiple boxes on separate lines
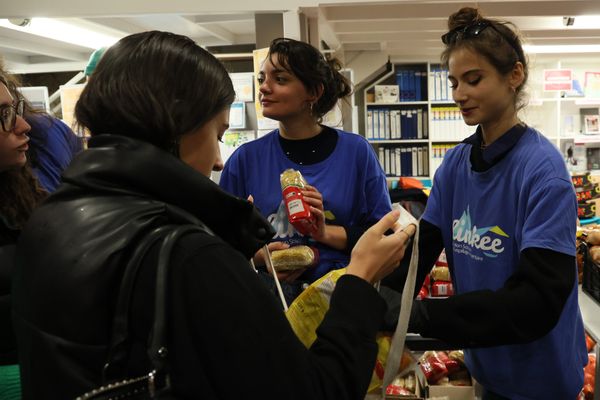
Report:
543,69,573,91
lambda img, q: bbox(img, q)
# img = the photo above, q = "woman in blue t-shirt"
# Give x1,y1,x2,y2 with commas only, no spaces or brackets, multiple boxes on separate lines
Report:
384,7,588,400
220,38,392,303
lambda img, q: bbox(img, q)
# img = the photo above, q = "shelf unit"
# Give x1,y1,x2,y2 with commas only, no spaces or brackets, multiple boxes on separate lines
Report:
359,62,472,180
357,57,600,180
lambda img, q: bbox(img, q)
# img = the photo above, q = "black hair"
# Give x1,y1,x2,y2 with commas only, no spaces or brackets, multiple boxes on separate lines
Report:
267,38,352,121
441,7,529,110
75,31,235,152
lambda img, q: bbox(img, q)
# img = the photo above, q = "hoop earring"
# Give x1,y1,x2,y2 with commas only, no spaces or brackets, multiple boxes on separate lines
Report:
309,102,314,114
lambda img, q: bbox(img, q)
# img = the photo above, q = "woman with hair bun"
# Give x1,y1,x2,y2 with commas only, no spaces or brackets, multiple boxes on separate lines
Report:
386,7,587,399
220,38,392,303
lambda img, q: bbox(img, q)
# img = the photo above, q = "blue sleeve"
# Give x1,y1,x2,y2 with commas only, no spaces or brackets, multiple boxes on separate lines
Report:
421,157,447,229
521,177,577,256
219,147,248,199
363,144,392,223
55,119,83,156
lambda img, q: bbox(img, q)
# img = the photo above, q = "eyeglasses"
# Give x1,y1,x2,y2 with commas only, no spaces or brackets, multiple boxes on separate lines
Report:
441,20,521,59
0,99,25,133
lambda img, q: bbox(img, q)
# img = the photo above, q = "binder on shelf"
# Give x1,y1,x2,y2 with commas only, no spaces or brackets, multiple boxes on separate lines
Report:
383,109,390,140
384,148,391,175
401,147,409,176
378,109,385,140
439,70,446,101
411,147,418,176
415,71,422,101
424,147,429,176
367,110,374,140
409,70,416,101
395,148,402,176
417,147,423,176
433,68,439,101
395,71,403,101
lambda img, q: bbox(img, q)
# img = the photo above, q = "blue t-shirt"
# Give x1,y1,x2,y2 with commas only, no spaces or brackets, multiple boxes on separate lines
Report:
423,126,587,399
220,128,392,282
28,116,82,192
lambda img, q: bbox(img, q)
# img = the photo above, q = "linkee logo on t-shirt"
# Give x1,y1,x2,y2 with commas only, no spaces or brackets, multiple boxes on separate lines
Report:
269,201,302,242
268,201,336,243
452,206,508,260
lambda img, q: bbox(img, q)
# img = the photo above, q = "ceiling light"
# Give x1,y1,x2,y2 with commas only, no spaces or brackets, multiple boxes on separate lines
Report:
563,17,575,26
8,18,31,27
0,18,121,49
572,15,600,29
523,44,600,54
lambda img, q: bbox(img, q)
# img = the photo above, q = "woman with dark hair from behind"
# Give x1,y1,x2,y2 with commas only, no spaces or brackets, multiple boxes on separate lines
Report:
220,38,392,304
12,30,415,399
0,70,45,398
0,60,83,192
384,7,587,399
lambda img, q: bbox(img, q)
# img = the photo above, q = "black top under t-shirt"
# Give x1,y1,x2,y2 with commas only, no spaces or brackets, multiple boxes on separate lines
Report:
278,126,338,165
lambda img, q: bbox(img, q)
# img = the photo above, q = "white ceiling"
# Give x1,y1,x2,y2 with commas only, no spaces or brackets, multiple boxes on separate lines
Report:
0,0,599,75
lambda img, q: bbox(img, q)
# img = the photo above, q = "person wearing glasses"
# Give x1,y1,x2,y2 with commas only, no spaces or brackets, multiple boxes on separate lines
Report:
12,31,415,400
0,70,46,397
0,61,82,193
384,7,587,400
220,38,392,304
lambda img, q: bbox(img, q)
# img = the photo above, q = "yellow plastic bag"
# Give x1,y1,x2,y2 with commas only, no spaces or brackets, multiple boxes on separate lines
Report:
285,269,412,392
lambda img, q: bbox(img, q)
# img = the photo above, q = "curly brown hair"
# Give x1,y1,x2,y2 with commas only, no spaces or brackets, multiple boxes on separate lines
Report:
0,63,47,229
0,167,46,229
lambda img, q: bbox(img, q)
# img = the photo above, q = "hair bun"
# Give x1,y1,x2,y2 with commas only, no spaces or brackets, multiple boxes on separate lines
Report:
448,7,482,30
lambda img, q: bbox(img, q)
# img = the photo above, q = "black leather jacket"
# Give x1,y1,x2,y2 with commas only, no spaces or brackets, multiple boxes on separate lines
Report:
14,134,387,400
12,135,274,399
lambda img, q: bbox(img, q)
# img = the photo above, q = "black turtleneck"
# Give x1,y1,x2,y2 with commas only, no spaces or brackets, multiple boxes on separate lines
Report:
277,126,338,166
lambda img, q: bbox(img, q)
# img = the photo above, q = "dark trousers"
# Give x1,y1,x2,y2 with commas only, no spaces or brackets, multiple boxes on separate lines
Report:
256,269,305,307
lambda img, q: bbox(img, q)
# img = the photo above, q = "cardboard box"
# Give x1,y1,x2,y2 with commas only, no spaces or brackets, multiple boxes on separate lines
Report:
426,384,475,400
375,85,400,103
